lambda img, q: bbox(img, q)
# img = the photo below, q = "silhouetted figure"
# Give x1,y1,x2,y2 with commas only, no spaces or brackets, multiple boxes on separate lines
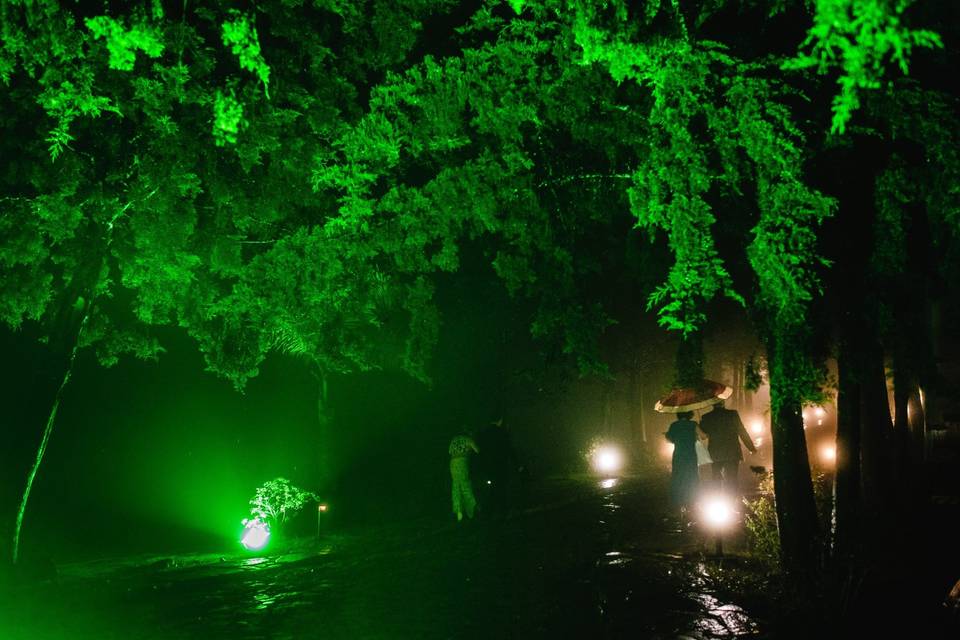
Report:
475,417,520,515
448,433,479,522
699,400,757,496
665,411,700,517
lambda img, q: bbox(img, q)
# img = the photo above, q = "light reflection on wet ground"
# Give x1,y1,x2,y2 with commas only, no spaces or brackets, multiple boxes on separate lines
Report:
1,475,763,639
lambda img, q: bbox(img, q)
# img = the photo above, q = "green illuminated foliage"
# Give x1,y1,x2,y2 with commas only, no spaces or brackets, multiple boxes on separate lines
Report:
221,13,270,96
212,89,245,146
247,478,319,528
785,0,943,134
85,14,164,71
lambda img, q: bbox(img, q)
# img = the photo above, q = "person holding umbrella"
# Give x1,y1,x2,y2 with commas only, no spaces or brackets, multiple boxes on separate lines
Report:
664,411,702,522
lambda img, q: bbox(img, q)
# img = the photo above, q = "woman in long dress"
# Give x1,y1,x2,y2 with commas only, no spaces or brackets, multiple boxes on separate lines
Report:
665,411,700,519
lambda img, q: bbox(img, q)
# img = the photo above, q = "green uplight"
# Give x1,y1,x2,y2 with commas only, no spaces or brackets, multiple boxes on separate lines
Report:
240,519,270,550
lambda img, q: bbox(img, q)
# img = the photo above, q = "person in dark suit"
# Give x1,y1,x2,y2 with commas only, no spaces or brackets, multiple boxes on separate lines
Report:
699,400,757,496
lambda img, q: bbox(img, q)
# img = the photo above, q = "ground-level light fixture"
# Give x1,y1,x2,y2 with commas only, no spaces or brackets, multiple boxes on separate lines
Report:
700,494,736,557
240,519,270,551
591,443,625,476
316,502,330,538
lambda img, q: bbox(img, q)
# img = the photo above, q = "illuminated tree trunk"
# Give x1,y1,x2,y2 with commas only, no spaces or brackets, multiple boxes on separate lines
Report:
11,208,127,564
891,364,913,489
12,309,89,565
314,366,332,486
767,333,820,576
675,332,704,388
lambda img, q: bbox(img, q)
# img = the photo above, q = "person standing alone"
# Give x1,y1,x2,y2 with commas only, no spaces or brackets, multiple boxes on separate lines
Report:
699,400,756,496
449,432,479,522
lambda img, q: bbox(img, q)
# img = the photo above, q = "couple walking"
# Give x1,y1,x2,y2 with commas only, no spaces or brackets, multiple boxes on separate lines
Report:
665,400,757,513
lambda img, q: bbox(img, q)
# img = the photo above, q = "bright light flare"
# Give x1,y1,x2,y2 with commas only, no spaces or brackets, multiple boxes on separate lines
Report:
754,437,763,447
661,441,675,458
241,519,270,551
592,445,624,475
701,495,735,529
600,478,618,489
821,444,836,464
814,407,825,418
751,420,763,436
318,503,329,512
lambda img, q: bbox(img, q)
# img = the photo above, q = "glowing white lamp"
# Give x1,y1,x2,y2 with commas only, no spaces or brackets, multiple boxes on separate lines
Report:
592,445,623,475
702,495,735,530
821,444,836,464
241,519,270,550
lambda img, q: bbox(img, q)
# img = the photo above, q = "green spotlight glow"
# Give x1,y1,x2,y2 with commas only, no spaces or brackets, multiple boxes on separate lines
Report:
240,519,270,550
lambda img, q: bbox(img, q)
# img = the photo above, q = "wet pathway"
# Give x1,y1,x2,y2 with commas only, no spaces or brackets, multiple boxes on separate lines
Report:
1,475,763,639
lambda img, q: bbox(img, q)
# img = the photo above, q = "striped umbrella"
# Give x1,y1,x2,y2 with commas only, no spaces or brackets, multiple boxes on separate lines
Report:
654,380,733,413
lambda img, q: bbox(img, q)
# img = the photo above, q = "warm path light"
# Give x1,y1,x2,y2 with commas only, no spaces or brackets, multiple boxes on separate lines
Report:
241,519,270,550
592,444,624,475
702,495,735,529
821,444,836,464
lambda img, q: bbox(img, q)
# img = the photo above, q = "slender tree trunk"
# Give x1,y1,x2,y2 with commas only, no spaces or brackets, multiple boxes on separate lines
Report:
12,312,89,564
859,340,896,522
891,364,912,492
834,325,862,562
10,202,130,564
628,366,639,451
768,337,821,576
639,382,647,444
315,366,331,486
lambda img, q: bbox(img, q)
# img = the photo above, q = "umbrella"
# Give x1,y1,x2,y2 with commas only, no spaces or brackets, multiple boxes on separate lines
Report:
654,380,733,413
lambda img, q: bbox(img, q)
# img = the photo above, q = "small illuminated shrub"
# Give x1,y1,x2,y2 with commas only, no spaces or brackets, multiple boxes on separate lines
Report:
247,477,318,529
743,474,780,568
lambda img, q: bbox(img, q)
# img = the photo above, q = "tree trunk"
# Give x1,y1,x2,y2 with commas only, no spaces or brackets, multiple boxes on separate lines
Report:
891,364,913,497
768,340,821,576
12,311,90,564
859,339,896,528
834,326,862,562
315,366,332,487
639,382,647,444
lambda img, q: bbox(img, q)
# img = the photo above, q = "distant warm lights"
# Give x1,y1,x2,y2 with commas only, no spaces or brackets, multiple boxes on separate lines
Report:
662,441,675,458
814,407,825,418
241,519,270,551
754,437,763,448
592,445,624,475
751,420,763,436
318,503,328,512
600,478,618,489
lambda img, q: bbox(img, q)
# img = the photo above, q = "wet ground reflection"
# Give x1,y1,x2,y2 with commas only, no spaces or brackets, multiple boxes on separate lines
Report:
1,475,762,639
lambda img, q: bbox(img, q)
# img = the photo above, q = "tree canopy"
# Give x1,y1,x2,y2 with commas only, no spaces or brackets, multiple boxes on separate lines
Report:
3,0,960,572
